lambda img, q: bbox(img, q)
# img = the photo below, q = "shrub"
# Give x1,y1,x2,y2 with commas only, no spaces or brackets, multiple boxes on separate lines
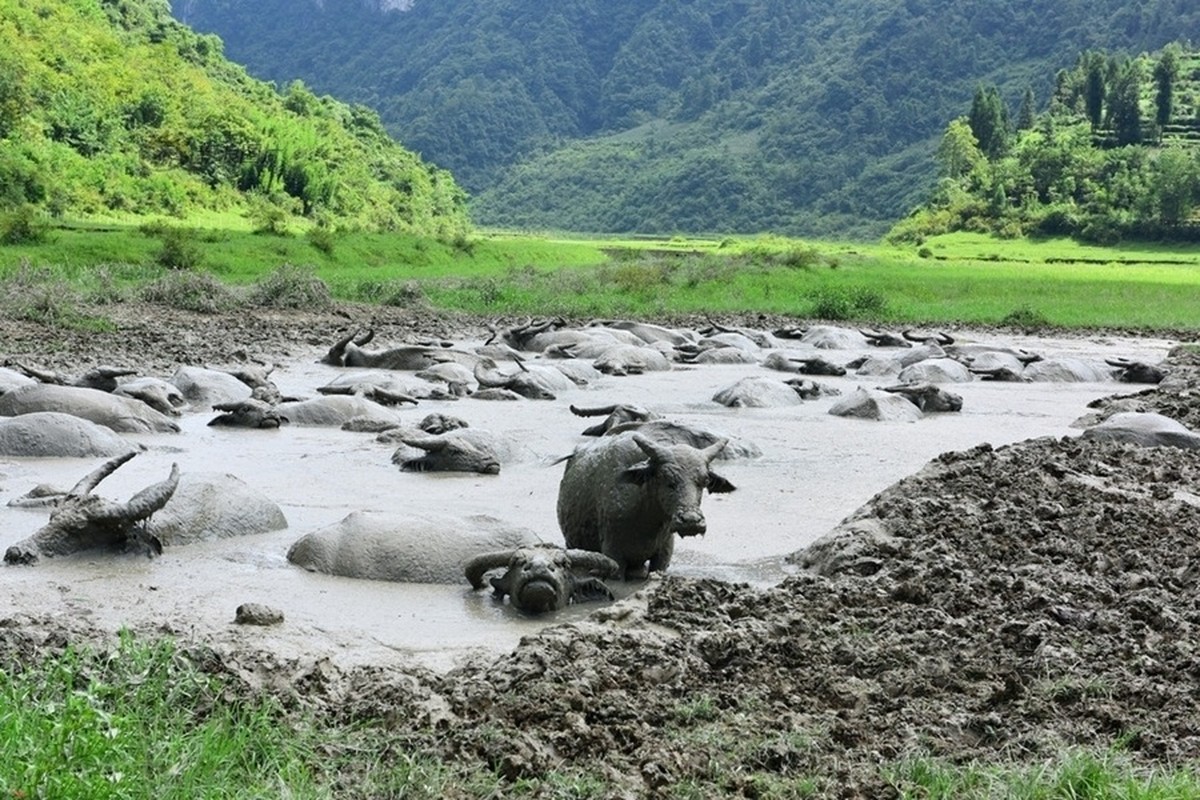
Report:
809,285,888,320
247,263,333,309
141,271,239,314
306,226,336,256
1000,304,1050,329
152,226,205,271
0,204,51,245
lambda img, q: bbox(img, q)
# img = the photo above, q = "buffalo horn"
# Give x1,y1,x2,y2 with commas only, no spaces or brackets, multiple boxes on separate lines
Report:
564,549,621,577
463,550,517,589
67,452,139,499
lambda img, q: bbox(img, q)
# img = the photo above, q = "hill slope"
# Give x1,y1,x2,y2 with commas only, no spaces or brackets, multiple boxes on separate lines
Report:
0,0,468,234
177,0,1200,237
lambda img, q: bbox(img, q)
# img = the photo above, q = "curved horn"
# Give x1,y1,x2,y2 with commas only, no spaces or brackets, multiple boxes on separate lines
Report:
1105,358,1132,368
68,452,139,499
565,549,621,578
700,438,729,464
398,432,446,452
120,463,181,521
324,330,358,364
463,550,517,589
473,358,510,389
355,329,375,346
570,404,618,418
901,329,925,343
935,331,955,345
631,432,672,463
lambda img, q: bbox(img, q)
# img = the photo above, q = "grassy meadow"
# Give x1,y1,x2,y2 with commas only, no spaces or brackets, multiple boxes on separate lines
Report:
3,214,1200,331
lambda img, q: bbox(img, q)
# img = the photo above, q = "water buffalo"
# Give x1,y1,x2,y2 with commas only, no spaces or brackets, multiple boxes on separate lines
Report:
1106,358,1168,384
556,432,736,579
881,383,964,413
5,453,178,564
463,544,621,614
0,383,181,434
287,511,540,584
385,427,517,474
473,357,569,399
828,387,924,422
15,363,137,392
208,398,289,428
1081,411,1200,449
323,329,480,371
0,412,141,458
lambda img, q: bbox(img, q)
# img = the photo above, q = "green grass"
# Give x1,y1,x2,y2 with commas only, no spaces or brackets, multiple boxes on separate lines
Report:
3,220,1200,331
2,634,1199,798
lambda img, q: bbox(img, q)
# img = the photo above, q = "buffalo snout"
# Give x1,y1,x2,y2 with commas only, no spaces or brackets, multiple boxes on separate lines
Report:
672,509,707,537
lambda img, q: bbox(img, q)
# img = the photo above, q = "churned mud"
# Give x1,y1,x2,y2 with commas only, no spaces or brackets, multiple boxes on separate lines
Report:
2,302,1199,797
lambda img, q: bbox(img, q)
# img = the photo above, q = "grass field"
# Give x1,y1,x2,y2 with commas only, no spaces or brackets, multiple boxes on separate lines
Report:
3,215,1200,330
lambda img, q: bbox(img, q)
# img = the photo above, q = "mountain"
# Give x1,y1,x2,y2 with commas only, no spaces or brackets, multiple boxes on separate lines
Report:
175,0,1200,238
0,0,467,234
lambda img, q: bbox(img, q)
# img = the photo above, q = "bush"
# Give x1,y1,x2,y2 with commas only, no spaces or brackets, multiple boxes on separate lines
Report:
247,263,333,309
809,285,888,320
999,304,1050,329
151,226,205,271
306,226,336,256
141,271,239,314
0,204,51,245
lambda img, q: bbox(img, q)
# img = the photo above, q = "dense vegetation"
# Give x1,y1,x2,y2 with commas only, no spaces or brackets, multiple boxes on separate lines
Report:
892,46,1200,244
177,0,1200,238
0,0,468,235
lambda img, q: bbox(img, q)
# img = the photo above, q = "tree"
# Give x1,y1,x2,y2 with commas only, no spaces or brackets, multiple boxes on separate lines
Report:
1105,58,1144,146
1153,44,1180,129
1148,146,1200,224
1016,87,1036,131
1083,52,1107,129
936,118,983,179
967,85,1008,159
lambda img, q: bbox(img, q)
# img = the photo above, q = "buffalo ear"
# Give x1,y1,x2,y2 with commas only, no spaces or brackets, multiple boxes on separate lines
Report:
707,473,737,494
618,461,655,486
489,574,511,599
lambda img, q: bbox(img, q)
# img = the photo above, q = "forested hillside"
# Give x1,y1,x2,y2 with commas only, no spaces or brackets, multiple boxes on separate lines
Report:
892,45,1200,244
175,0,1200,238
0,0,468,234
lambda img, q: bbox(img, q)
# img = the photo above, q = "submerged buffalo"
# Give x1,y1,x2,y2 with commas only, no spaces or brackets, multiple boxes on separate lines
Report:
556,432,735,579
463,544,621,614
5,453,178,564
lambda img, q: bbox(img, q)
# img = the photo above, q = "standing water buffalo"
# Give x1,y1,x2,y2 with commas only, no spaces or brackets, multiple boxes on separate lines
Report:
556,432,736,579
463,545,622,614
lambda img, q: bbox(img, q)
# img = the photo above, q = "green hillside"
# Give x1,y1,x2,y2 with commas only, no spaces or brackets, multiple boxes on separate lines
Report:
0,0,468,234
177,0,1200,238
892,45,1200,244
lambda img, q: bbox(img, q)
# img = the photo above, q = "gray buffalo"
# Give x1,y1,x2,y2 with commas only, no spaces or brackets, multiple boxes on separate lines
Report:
5,453,178,564
1081,411,1200,449
0,412,141,458
287,511,541,584
463,544,621,614
323,329,480,371
556,432,736,579
0,383,181,434
384,427,521,474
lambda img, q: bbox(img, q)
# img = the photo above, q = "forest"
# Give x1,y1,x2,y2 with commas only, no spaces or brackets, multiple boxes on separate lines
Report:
177,0,1200,238
0,0,469,236
892,45,1200,244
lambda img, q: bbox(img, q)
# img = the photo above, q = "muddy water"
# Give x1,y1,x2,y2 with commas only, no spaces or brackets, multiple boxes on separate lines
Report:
0,329,1175,670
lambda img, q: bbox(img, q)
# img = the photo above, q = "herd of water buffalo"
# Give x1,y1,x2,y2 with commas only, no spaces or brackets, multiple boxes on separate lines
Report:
0,317,1181,615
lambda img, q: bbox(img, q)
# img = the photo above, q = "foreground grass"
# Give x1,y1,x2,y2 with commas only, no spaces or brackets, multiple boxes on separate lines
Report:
1,636,1198,799
4,219,1200,330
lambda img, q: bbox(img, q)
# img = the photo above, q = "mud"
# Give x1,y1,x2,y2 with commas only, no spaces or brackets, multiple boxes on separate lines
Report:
2,302,1200,796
